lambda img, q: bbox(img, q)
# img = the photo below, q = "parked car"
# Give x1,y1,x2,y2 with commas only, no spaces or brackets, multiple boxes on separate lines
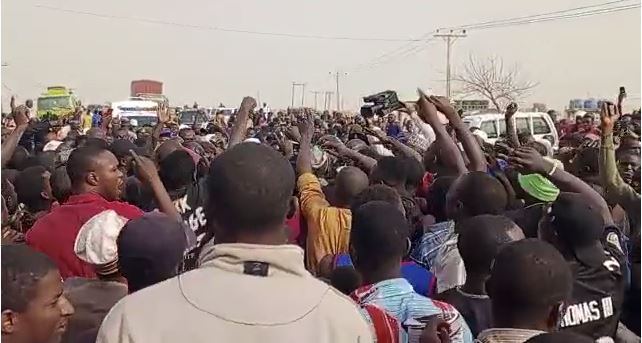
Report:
462,112,559,151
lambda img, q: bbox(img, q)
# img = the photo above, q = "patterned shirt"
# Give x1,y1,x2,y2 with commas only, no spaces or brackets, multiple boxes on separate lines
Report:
351,278,474,343
410,220,455,271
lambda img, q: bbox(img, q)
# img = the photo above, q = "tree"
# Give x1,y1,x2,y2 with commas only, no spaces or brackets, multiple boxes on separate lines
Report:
453,55,538,112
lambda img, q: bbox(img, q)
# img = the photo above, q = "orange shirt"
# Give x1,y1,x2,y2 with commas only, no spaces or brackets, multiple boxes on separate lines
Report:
297,173,351,275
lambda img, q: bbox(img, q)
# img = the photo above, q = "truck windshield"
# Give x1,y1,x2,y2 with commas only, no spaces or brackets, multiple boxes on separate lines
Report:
179,111,206,124
38,96,71,110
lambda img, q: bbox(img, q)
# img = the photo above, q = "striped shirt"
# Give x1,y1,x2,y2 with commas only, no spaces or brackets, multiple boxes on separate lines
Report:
410,220,454,271
351,278,474,343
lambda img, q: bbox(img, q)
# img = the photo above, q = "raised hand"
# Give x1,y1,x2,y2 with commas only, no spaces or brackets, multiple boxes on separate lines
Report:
130,149,160,184
505,102,518,118
240,97,258,111
427,95,457,118
297,112,315,139
508,146,553,175
600,101,620,133
416,88,443,127
12,105,30,127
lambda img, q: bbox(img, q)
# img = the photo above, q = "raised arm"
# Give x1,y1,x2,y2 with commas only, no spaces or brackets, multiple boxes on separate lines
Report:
228,97,257,148
599,101,640,213
510,146,614,226
504,102,520,148
130,150,180,220
1,106,29,168
429,95,486,172
295,112,314,176
321,140,378,173
416,89,467,175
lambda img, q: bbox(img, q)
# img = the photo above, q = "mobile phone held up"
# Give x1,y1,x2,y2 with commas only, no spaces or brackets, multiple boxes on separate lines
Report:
620,86,627,98
360,90,404,118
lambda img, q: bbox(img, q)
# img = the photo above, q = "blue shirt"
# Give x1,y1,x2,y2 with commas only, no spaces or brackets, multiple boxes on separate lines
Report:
334,254,436,298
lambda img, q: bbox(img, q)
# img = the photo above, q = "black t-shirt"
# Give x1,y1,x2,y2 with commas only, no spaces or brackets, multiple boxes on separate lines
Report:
167,178,209,271
560,226,627,340
435,287,492,337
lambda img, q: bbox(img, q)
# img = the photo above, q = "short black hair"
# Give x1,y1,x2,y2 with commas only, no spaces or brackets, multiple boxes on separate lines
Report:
7,146,29,170
159,150,195,191
351,184,401,212
457,215,523,275
403,157,424,191
574,147,599,177
13,166,49,212
488,239,572,317
330,266,361,296
426,176,456,222
2,244,57,312
66,145,109,185
51,166,72,203
455,172,508,217
370,156,407,188
334,167,369,205
82,137,109,149
206,143,295,233
350,201,409,271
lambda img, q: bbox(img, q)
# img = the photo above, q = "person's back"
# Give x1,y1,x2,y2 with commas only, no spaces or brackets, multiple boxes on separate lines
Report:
97,143,372,343
349,201,473,343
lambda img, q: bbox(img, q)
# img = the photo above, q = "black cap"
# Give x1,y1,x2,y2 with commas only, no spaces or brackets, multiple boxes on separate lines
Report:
117,212,189,289
109,139,143,159
548,192,606,267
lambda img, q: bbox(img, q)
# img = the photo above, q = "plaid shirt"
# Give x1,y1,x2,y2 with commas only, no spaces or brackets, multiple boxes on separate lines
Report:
351,278,473,343
410,220,455,271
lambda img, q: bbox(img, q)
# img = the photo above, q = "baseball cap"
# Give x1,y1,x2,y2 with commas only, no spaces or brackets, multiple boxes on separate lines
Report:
548,192,606,267
109,139,140,159
117,212,190,287
74,210,129,276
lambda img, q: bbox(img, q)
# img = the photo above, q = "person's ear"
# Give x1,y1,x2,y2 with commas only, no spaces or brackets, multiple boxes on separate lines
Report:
86,171,99,187
286,196,298,220
2,310,17,335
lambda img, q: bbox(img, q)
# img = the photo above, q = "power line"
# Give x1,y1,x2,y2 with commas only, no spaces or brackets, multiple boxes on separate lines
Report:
451,0,635,30
34,4,423,42
456,3,641,31
347,0,639,72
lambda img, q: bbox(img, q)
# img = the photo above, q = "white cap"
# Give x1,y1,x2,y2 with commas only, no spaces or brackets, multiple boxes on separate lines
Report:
74,210,128,269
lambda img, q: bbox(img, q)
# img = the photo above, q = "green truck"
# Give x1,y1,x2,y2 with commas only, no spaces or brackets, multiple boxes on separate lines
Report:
36,86,80,119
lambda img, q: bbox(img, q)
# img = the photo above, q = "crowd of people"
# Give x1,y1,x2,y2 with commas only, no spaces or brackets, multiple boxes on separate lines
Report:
0,87,639,343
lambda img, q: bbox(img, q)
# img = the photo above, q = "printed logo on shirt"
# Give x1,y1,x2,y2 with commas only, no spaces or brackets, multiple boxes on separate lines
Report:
560,297,614,328
173,195,207,243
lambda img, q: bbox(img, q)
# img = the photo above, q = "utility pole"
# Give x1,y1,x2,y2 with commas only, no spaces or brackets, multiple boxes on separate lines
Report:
291,82,306,108
323,91,334,111
311,91,323,110
301,83,306,107
329,71,347,111
433,29,467,99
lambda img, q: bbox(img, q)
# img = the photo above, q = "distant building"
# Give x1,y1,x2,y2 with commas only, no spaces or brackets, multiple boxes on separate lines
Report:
454,99,489,112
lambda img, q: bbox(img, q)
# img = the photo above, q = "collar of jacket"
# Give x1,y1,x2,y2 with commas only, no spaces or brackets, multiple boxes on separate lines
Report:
198,243,309,277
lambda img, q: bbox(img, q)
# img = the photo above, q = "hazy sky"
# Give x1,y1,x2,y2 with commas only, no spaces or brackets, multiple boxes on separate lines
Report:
2,0,640,111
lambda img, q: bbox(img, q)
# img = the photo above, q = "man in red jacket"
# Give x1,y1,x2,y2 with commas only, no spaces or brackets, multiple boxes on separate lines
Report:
26,146,144,278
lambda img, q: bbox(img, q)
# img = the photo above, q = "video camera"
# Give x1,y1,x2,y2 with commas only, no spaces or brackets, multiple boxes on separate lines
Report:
360,90,404,118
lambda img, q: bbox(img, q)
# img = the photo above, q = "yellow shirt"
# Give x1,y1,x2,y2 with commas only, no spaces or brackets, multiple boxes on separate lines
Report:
297,173,352,275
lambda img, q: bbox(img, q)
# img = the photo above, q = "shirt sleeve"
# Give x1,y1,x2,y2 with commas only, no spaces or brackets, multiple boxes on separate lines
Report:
297,173,330,220
600,131,641,217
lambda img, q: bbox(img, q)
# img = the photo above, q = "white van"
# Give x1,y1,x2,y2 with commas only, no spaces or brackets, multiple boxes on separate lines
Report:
462,112,559,151
111,100,159,127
